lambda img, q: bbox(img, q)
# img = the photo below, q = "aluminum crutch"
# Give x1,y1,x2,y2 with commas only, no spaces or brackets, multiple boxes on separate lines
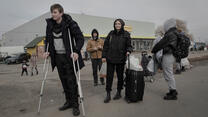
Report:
37,44,50,115
68,29,86,117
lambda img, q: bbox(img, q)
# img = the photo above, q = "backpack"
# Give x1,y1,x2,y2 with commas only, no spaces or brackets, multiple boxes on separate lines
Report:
173,33,191,59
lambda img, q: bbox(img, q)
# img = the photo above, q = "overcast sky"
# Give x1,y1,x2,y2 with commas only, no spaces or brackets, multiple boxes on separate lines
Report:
0,0,207,42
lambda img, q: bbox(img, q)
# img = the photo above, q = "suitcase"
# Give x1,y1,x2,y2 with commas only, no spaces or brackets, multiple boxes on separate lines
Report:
125,55,145,103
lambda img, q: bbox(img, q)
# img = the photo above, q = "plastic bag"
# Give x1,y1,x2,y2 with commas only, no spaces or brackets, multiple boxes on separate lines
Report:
155,50,163,63
100,62,107,78
147,58,154,73
181,58,192,69
147,55,161,74
126,55,143,71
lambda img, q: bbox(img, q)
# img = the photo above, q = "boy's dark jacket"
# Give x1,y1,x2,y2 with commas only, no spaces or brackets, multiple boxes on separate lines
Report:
45,14,85,71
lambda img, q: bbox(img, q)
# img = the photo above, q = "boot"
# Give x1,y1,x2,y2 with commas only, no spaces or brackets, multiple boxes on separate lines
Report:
100,78,105,85
164,90,178,100
59,102,72,111
104,92,111,103
72,94,80,116
166,89,178,96
73,107,80,116
113,90,122,100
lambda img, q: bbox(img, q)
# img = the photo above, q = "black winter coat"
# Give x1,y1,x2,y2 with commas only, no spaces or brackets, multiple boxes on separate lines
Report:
102,30,133,64
45,14,85,71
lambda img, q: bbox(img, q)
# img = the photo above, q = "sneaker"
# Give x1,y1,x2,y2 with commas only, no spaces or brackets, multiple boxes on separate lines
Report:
166,90,178,96
164,90,178,100
59,102,72,111
113,91,122,100
73,108,80,116
164,94,177,100
104,92,111,103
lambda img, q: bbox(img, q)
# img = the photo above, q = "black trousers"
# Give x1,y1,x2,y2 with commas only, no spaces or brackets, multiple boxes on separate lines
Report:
91,59,104,84
106,62,125,92
21,68,28,76
55,54,79,108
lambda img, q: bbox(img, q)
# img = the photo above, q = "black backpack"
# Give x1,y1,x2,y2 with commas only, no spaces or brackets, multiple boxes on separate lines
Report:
173,33,191,59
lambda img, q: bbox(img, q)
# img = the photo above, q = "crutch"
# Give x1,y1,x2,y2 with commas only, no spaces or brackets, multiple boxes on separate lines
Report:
37,44,50,115
68,29,86,117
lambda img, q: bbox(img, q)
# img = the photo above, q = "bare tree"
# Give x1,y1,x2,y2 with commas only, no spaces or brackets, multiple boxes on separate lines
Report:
176,19,195,41
155,25,165,37
187,33,194,41
176,19,188,33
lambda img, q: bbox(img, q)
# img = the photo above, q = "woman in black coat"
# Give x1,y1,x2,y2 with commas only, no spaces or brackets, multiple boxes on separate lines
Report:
102,19,133,103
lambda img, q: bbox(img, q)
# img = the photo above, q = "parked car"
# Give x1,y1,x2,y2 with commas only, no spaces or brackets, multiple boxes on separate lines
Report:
0,55,11,63
0,56,4,62
3,56,11,61
5,53,31,64
198,46,205,51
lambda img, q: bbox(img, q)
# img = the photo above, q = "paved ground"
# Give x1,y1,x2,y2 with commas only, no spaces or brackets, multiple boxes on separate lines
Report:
0,58,208,117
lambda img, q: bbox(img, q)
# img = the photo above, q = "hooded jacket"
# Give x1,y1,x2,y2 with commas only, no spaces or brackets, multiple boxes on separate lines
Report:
86,29,104,59
102,19,133,64
152,19,178,55
45,13,85,71
91,29,99,40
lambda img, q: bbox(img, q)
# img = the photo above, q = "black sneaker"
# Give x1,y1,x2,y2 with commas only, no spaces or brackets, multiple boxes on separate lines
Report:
164,94,177,100
104,92,111,103
59,102,72,111
125,96,131,103
73,108,80,116
164,90,178,100
166,90,178,96
113,92,122,100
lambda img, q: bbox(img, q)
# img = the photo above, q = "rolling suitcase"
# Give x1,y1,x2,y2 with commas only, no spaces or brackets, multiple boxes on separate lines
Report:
125,55,145,103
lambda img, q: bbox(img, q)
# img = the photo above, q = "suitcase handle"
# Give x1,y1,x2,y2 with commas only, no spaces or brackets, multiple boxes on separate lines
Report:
127,55,130,69
141,51,148,56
